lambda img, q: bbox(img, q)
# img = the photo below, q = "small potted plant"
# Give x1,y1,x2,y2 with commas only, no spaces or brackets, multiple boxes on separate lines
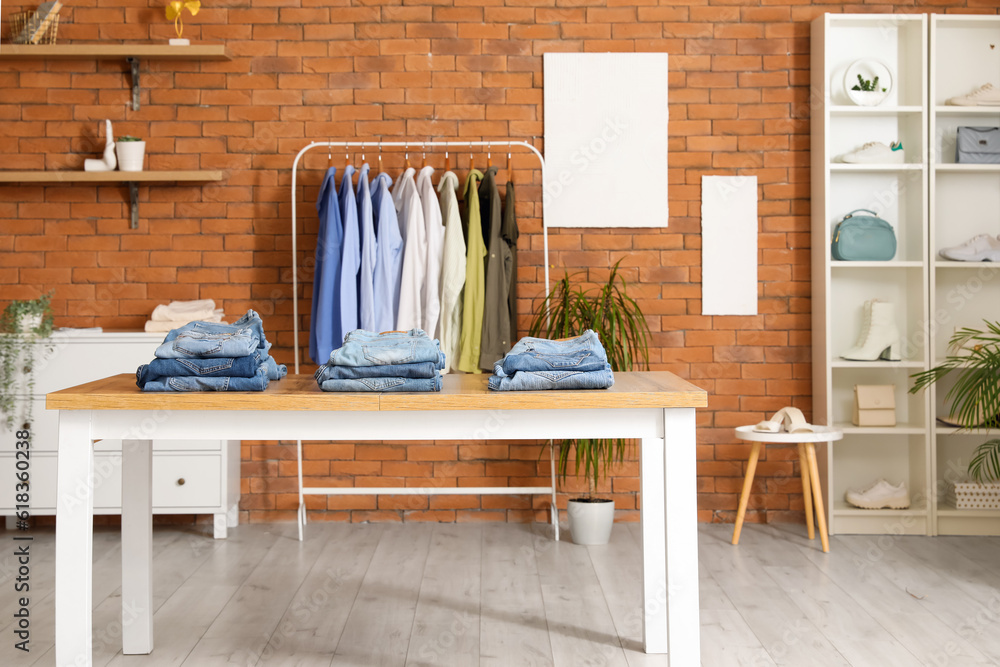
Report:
848,73,889,106
116,135,145,172
0,292,54,431
529,260,650,545
910,322,1000,508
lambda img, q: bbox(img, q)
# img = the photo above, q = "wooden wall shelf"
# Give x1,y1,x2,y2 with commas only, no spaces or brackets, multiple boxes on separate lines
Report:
0,44,230,61
0,170,224,228
0,44,230,110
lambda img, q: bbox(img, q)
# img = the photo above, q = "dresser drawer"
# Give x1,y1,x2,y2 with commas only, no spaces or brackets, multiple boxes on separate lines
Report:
0,453,221,512
151,455,221,508
0,453,124,511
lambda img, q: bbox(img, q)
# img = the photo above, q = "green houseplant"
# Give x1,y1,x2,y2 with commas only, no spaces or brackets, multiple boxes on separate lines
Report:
910,322,1000,485
528,259,650,544
0,292,54,431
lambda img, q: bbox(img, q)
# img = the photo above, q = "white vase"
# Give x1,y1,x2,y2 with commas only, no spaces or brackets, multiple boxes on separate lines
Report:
567,498,615,545
847,89,889,107
117,141,146,172
17,314,41,333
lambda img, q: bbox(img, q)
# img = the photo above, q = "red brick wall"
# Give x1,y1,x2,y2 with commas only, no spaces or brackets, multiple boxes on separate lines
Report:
2,0,996,526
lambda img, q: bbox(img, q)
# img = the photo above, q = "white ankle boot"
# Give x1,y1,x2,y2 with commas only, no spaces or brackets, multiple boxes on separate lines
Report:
841,299,901,361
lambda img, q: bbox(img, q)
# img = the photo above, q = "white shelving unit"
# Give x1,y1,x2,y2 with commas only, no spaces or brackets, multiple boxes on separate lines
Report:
811,14,932,536
929,14,1000,536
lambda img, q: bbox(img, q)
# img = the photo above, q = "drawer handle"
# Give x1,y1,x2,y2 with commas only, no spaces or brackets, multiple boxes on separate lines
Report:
176,478,186,486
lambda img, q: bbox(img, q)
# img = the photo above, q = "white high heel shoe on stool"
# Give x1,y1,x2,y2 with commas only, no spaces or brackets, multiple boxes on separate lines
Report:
841,299,901,361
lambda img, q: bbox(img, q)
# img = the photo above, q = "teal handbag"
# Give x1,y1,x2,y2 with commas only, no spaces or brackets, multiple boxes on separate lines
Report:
831,209,897,261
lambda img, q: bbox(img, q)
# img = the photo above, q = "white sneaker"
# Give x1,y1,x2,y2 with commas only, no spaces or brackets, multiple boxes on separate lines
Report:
845,479,910,510
947,83,1000,106
840,141,904,164
938,234,1000,262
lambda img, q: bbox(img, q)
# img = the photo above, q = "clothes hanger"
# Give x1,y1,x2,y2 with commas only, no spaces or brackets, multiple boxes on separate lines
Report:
469,148,474,172
378,140,382,173
487,142,492,169
405,143,410,169
445,148,451,172
421,146,427,168
360,142,365,165
507,147,513,183
327,139,332,168
344,147,350,169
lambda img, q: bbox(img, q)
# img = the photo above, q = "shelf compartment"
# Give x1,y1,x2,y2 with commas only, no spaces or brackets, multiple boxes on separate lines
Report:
0,170,224,228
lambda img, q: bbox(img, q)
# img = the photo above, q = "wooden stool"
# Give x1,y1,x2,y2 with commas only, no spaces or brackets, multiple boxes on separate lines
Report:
731,425,843,552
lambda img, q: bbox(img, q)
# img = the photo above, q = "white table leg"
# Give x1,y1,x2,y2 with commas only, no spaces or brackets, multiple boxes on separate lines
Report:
213,513,227,539
122,439,154,654
55,411,95,667
663,408,701,666
640,434,668,653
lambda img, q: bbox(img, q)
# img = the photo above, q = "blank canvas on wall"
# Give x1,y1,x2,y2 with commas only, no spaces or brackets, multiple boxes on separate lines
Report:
701,176,758,316
543,53,669,228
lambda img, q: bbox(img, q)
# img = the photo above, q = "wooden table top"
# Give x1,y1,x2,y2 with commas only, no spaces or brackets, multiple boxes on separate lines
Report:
46,372,707,412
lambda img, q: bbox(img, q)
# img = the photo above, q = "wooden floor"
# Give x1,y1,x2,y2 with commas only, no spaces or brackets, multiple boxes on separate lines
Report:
3,521,1000,666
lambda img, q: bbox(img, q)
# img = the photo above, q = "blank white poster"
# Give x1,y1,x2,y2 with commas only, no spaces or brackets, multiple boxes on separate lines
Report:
543,52,669,228
701,176,758,316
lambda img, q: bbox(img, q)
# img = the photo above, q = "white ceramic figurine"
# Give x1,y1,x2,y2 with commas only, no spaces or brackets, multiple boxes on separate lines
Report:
83,119,117,172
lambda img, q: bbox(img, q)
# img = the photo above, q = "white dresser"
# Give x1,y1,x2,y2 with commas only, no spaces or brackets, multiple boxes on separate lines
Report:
0,330,240,538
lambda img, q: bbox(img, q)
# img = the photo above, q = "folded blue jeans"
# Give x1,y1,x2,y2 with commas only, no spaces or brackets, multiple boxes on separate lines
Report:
319,375,442,392
329,329,442,367
488,366,615,391
154,310,287,379
316,360,441,382
493,330,608,377
139,365,270,392
139,351,263,383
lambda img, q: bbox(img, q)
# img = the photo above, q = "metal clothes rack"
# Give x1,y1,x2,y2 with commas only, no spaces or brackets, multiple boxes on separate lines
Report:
289,139,558,541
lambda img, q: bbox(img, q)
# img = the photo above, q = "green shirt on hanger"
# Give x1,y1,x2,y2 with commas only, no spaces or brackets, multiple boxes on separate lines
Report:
478,166,512,370
457,168,486,373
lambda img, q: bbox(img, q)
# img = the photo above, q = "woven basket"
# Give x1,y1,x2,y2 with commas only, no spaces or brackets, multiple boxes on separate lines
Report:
949,481,1000,510
10,10,60,45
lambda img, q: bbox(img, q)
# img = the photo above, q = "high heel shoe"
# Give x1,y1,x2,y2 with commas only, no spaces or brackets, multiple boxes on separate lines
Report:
754,406,815,433
841,299,901,361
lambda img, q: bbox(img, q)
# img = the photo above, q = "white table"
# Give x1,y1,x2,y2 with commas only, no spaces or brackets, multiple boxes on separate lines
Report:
48,371,707,666
732,424,844,552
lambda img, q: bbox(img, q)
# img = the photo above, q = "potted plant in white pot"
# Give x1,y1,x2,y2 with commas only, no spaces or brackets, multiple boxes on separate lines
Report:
910,322,1000,507
0,292,54,431
529,260,650,545
116,135,145,172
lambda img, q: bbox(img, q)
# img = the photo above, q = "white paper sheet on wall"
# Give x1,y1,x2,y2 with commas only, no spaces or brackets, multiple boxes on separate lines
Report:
543,53,669,228
701,176,758,316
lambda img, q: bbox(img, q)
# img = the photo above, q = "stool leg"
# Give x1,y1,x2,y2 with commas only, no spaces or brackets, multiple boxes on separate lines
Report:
731,442,762,546
797,443,815,541
805,442,829,553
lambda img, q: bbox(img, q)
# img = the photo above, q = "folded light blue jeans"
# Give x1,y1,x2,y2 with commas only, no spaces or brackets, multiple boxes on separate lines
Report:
488,366,615,391
154,328,260,360
319,375,442,392
493,330,608,377
139,365,270,392
316,360,441,382
155,310,287,379
329,329,442,367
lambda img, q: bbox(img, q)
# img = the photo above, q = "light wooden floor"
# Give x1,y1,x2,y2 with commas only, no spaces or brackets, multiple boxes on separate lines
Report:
3,521,1000,666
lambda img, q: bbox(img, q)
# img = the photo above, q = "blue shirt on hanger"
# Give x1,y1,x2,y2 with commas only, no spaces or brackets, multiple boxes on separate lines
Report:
310,166,344,365
338,164,360,336
372,172,403,332
357,163,378,332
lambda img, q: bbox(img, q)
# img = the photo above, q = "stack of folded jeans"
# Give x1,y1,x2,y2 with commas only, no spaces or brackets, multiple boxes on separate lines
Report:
315,329,444,392
488,330,614,391
136,310,288,392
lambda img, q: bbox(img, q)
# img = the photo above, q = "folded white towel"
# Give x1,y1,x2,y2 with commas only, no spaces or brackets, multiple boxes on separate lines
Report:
144,312,224,333
150,299,218,322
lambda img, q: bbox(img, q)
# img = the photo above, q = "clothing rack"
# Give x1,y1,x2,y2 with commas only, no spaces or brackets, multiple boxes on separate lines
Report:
289,139,558,540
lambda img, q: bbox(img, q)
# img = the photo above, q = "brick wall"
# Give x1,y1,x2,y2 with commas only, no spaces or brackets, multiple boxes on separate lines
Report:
2,0,996,526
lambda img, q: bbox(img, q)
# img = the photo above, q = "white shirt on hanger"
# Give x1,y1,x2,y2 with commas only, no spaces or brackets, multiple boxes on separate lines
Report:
392,167,426,331
437,170,466,373
417,165,445,338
